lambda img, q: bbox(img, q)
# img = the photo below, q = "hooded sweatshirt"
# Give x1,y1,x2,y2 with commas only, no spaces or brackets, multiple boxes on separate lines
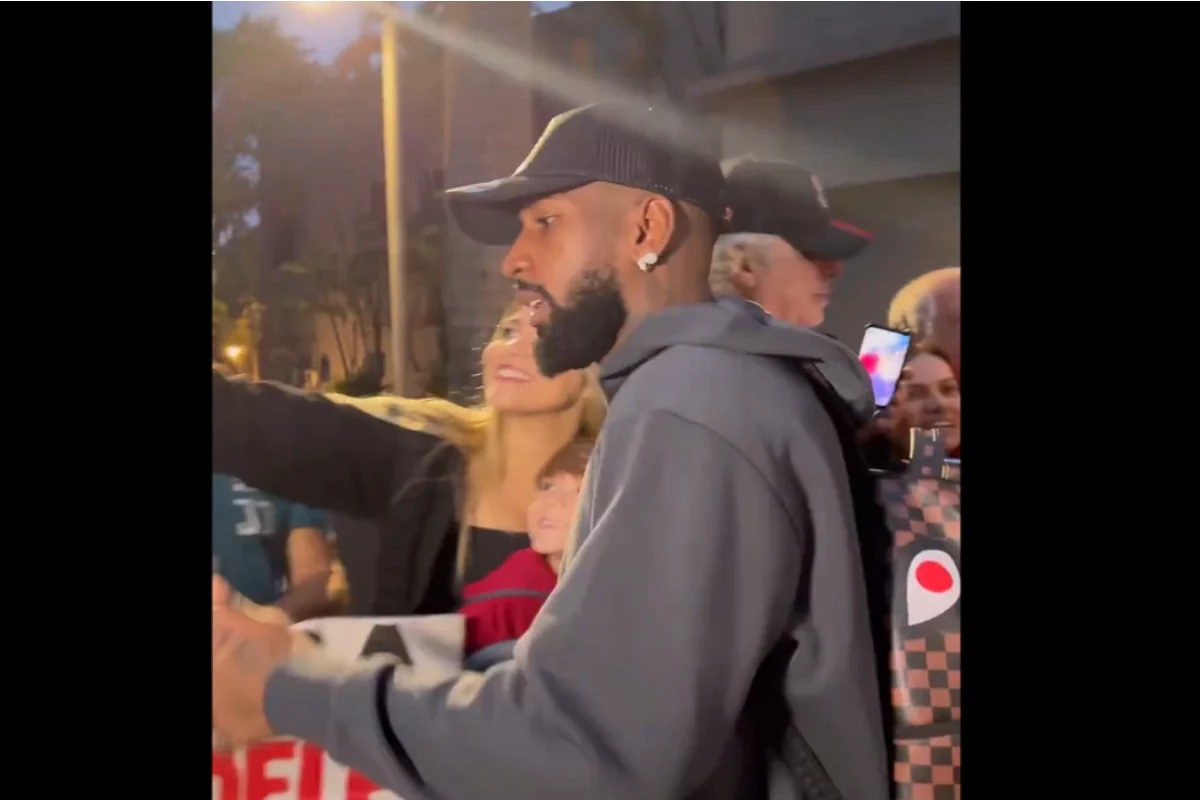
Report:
263,298,890,800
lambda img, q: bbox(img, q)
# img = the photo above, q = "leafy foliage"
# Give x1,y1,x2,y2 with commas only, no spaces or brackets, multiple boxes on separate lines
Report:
212,6,450,388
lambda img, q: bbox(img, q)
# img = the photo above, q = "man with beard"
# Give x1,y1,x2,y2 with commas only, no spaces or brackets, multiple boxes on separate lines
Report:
212,102,889,800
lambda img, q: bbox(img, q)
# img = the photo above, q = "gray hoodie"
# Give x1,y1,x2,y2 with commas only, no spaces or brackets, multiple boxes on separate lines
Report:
265,298,890,800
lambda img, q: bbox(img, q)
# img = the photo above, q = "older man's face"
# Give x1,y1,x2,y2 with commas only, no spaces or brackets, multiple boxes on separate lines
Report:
757,238,843,328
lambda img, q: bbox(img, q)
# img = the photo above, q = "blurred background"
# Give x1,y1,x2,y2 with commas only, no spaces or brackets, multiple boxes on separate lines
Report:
211,0,960,401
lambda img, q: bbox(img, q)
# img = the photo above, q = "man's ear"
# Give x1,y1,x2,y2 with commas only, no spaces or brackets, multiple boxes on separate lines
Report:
729,246,759,291
635,194,677,257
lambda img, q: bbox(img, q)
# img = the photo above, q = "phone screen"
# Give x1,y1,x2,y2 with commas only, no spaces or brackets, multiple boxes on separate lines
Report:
859,325,913,408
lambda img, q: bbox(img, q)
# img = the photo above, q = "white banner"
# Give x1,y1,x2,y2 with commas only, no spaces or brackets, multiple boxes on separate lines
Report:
213,615,465,800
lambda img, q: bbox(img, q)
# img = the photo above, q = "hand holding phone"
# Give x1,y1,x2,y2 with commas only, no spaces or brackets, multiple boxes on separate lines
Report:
859,324,913,408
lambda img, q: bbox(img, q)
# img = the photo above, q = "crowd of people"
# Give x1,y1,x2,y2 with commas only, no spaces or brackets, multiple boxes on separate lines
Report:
212,100,961,800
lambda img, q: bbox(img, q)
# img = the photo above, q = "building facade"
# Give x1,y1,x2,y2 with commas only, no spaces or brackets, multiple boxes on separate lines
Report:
535,1,961,345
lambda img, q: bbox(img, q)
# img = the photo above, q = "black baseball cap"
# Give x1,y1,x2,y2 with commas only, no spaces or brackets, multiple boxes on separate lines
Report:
722,156,872,261
445,102,727,245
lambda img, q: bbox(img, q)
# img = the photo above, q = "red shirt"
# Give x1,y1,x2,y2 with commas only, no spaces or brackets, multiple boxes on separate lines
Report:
461,548,557,656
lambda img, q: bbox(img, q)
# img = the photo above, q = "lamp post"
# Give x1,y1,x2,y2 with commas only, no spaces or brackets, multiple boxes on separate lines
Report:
296,1,408,396
380,14,407,396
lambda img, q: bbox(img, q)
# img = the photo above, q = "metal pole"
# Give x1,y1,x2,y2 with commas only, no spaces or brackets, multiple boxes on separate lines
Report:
381,16,407,397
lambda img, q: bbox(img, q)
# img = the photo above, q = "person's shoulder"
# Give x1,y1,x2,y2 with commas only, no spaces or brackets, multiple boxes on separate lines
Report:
607,345,841,485
614,344,819,426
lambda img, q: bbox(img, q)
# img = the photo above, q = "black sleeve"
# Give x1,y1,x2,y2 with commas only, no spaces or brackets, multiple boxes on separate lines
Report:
212,371,444,521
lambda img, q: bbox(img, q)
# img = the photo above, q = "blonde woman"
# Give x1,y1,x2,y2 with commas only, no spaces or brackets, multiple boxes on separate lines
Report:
212,306,605,615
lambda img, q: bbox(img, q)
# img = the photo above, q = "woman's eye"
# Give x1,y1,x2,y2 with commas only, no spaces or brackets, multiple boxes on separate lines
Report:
498,325,518,341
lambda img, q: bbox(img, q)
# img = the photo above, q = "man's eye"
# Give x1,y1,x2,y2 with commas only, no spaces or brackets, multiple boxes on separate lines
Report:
535,215,557,228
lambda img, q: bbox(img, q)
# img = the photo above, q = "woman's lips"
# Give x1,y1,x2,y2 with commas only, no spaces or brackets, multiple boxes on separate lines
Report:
495,365,531,382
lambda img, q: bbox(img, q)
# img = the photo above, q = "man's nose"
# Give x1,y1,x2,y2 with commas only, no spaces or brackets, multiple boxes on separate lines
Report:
501,242,532,281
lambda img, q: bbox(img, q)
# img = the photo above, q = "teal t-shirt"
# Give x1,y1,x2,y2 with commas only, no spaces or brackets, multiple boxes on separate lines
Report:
211,474,328,605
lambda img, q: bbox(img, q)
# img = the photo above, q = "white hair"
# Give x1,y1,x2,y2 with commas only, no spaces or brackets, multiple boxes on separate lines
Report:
887,267,960,338
709,233,779,296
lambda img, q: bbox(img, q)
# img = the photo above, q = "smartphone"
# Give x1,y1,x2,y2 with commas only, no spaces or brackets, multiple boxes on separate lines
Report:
859,324,913,408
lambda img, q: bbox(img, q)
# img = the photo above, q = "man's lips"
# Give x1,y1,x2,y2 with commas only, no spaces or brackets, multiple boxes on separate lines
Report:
514,287,544,307
513,285,552,327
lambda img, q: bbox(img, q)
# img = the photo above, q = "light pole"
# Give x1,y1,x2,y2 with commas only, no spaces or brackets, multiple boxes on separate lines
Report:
380,14,407,397
297,1,408,396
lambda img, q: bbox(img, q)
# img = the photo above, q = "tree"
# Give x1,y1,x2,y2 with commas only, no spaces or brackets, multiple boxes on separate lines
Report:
213,17,324,378
211,5,451,388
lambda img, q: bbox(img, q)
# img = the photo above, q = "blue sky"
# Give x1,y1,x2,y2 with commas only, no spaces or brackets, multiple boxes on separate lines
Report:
212,1,370,62
212,1,572,62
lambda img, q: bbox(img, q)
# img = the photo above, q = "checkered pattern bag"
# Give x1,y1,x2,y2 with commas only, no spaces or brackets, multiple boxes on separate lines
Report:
876,429,961,800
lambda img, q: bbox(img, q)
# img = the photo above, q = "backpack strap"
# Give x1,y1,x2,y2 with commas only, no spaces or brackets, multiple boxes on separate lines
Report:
799,364,895,741
750,363,895,800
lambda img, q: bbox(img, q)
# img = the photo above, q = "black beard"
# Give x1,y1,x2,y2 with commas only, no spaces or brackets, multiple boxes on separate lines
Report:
533,270,627,377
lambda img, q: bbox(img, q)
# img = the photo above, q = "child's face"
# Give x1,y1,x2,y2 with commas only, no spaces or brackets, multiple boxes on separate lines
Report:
527,470,583,558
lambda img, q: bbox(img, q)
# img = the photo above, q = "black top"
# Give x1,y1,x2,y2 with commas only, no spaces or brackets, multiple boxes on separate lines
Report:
462,527,530,585
213,372,476,616
409,525,529,615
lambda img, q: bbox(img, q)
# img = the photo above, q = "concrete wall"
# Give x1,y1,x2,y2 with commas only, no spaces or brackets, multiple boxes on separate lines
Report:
715,38,960,187
821,173,961,346
720,1,960,80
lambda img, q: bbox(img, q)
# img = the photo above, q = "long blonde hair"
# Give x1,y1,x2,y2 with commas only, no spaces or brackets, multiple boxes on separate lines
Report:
327,311,607,577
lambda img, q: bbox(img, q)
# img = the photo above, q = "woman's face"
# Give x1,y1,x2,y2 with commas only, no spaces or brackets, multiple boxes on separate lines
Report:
526,470,583,559
894,353,961,453
482,311,586,414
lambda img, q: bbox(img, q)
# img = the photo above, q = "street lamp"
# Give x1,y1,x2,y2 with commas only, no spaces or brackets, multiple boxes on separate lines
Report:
379,12,407,397
299,1,407,396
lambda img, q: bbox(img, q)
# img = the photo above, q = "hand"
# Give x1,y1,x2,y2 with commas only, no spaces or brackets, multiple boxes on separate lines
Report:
212,576,298,750
858,409,895,445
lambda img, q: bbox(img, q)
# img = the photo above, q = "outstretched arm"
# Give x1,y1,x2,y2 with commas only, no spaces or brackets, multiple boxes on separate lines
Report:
212,371,444,521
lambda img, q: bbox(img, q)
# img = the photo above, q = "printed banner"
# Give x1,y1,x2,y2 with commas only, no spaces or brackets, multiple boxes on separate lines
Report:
213,614,465,800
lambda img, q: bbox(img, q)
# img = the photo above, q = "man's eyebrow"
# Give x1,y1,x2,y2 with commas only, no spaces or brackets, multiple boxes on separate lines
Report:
520,199,561,218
